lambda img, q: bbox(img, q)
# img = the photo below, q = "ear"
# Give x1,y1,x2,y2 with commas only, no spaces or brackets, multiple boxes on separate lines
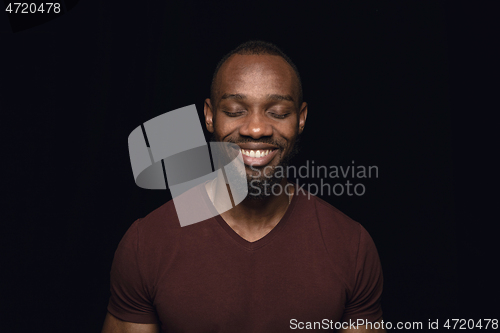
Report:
204,98,215,133
298,102,308,135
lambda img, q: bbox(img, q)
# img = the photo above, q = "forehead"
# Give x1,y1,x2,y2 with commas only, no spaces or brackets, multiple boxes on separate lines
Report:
215,54,297,99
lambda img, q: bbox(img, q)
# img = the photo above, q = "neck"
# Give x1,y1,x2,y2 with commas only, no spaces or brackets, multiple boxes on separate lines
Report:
207,175,293,240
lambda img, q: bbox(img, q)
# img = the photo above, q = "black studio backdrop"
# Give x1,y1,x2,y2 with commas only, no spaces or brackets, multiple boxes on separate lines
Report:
1,1,498,332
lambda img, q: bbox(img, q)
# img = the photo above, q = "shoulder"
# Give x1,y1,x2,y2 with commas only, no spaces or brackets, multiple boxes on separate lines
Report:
295,191,375,285
137,198,183,234
135,181,212,235
129,182,216,264
297,190,364,242
114,199,185,292
115,199,181,256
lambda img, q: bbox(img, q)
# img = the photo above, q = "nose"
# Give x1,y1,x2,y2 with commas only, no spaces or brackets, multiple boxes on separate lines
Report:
239,112,273,139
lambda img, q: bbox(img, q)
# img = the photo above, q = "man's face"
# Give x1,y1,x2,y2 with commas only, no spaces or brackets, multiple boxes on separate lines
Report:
204,54,307,196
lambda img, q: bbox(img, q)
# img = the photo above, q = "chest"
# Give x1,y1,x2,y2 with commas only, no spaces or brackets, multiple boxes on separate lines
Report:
153,246,347,332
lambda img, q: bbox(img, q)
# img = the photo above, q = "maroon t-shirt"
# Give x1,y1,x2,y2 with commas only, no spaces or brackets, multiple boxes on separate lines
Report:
107,184,383,332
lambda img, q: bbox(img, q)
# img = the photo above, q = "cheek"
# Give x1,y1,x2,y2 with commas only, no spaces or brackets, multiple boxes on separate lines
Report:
214,115,238,133
276,119,299,142
215,124,238,140
212,120,230,138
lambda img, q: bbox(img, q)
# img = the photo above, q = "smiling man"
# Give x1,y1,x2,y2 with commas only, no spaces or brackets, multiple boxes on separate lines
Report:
102,41,386,333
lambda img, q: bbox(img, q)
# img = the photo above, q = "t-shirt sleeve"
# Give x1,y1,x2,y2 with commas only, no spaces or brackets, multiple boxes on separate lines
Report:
107,219,159,324
341,224,383,323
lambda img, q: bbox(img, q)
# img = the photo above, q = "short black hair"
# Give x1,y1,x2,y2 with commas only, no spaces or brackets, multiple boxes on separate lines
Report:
210,40,303,107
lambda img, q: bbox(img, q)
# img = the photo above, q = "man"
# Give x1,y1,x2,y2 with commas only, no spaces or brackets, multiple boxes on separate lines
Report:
102,41,386,332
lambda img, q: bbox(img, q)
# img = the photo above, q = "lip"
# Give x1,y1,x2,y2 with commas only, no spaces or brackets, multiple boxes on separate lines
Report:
237,143,279,150
240,148,279,167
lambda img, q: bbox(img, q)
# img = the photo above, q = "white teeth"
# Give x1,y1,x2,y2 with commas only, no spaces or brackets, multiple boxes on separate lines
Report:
241,149,272,157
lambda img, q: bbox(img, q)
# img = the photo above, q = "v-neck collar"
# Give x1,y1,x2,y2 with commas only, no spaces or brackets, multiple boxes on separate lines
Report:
198,182,299,251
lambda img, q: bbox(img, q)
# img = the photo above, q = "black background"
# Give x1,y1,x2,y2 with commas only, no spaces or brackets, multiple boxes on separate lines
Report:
1,0,498,332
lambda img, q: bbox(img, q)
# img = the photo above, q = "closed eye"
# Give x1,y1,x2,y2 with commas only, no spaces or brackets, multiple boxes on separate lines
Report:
269,112,290,119
223,111,245,117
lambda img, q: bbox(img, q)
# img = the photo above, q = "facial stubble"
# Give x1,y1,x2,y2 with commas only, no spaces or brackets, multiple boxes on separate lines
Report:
209,132,301,200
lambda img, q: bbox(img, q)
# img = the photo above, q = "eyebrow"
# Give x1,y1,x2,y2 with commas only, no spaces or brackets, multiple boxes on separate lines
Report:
267,94,294,102
221,93,246,100
220,93,294,102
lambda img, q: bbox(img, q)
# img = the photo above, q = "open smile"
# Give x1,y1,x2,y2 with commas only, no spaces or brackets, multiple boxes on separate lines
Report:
234,142,280,167
240,148,278,167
